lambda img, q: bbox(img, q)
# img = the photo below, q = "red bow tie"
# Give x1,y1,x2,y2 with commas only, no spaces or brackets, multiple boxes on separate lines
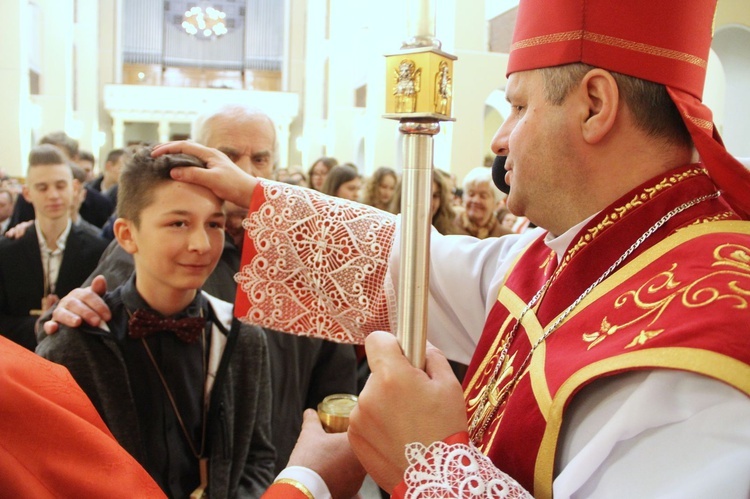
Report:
128,309,206,344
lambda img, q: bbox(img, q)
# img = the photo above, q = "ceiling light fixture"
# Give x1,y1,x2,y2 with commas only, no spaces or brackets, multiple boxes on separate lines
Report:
182,6,228,39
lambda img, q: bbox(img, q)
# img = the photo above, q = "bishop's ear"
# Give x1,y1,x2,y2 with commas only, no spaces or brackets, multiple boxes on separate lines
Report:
580,68,619,144
113,218,138,255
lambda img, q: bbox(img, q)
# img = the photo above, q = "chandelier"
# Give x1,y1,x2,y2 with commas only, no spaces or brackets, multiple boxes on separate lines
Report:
182,6,228,39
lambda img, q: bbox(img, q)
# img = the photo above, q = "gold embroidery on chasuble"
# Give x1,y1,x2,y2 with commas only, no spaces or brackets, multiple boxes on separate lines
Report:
559,168,706,273
465,285,551,453
583,242,750,350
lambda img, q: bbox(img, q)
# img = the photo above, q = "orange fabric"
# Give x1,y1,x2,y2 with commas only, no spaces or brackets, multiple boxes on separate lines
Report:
262,482,310,498
506,0,750,219
0,336,164,498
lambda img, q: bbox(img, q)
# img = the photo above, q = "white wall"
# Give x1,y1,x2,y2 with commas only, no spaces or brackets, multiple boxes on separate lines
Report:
712,25,750,157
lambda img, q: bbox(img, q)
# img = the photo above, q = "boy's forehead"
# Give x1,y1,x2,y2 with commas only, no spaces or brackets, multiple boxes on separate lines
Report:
148,179,224,210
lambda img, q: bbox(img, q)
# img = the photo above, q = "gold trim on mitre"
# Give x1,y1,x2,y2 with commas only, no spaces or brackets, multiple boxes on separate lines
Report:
511,30,707,69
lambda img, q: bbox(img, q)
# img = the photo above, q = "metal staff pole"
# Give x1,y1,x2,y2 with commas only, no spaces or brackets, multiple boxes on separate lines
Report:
384,0,456,369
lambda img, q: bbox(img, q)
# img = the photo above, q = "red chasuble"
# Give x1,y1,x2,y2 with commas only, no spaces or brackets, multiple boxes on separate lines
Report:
0,336,164,498
463,165,750,497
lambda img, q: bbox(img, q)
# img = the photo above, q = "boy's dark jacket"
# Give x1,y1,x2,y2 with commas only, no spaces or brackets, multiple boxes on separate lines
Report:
36,281,275,498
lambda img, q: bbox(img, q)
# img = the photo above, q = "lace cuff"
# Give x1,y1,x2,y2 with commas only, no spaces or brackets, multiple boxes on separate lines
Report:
235,180,397,344
394,432,533,498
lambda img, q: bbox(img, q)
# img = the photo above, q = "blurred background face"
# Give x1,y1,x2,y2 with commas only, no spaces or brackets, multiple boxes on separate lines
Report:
463,182,495,226
336,177,361,201
501,212,517,229
430,180,441,219
311,162,329,190
23,164,74,222
76,158,95,182
377,174,397,206
105,155,126,184
205,115,275,179
224,201,248,249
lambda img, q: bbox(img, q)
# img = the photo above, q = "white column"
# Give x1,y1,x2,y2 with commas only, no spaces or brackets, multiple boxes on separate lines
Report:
37,0,75,139
158,120,171,143
112,117,125,148
301,0,327,169
0,1,31,177
97,0,122,158
275,118,293,170
73,0,100,155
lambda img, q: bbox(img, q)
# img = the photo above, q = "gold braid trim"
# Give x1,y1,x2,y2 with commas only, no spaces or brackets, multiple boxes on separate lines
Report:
511,30,584,50
274,478,315,499
558,167,707,274
685,113,714,131
511,30,707,69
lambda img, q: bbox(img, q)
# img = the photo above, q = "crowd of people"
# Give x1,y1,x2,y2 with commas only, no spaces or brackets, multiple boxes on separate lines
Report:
1,0,749,497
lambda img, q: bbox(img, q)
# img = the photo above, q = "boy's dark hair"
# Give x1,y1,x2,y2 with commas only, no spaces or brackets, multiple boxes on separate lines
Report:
106,148,125,164
39,132,79,159
69,162,87,183
78,150,95,164
117,147,207,227
29,144,68,169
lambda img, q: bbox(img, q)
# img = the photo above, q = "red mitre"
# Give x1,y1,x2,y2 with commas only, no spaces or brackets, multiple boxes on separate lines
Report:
507,0,750,218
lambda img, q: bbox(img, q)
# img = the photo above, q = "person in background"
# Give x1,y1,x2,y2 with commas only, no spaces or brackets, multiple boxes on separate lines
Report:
76,150,96,183
68,163,104,237
90,148,126,206
0,188,13,235
495,207,518,231
455,166,512,239
39,131,79,161
276,167,307,186
390,169,463,236
0,145,107,350
306,156,338,191
451,186,463,208
9,133,114,231
37,148,275,497
362,166,398,213
322,163,362,202
288,169,307,185
275,168,291,183
430,169,465,236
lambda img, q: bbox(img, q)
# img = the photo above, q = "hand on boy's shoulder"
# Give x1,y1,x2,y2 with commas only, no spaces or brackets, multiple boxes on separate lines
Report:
44,276,111,335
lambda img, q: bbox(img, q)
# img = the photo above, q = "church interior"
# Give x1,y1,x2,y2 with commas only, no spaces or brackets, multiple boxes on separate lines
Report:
2,0,749,182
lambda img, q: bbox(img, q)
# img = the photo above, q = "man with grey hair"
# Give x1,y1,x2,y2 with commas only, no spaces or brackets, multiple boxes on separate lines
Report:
455,166,512,239
43,104,358,474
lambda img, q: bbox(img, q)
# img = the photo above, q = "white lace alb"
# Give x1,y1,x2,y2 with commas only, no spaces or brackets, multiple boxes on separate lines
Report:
402,439,533,498
235,181,397,343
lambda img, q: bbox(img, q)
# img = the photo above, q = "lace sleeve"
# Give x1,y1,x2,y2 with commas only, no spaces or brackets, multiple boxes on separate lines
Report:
234,180,397,344
394,432,533,499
